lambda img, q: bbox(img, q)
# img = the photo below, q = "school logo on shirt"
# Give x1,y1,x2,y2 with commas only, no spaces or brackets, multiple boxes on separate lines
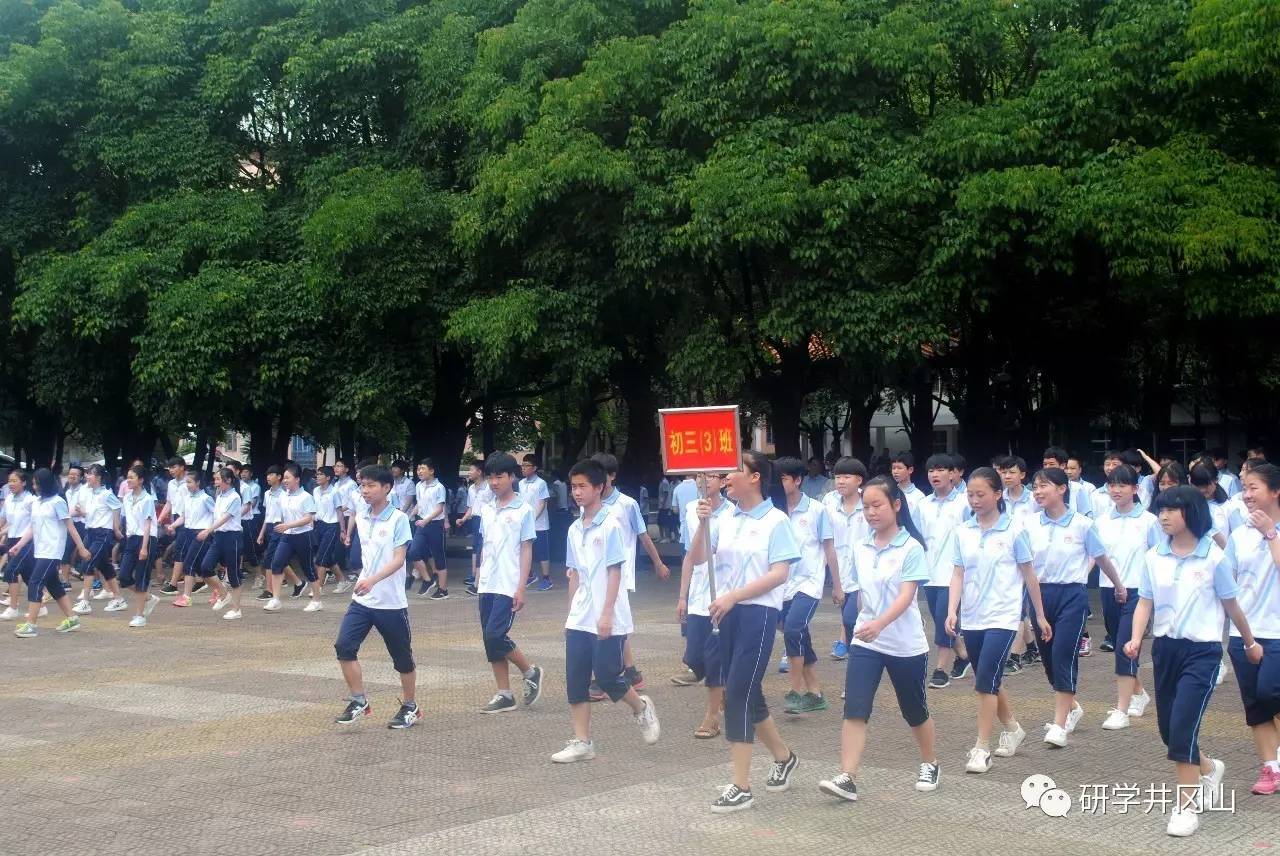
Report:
1063,535,1076,544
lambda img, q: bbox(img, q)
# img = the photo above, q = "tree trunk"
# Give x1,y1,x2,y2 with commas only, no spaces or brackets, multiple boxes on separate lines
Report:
907,363,936,463
616,355,660,493
338,420,356,463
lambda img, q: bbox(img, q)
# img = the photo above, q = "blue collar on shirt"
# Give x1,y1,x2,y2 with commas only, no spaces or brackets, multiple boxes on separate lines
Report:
1110,504,1146,519
1155,534,1213,558
498,494,526,510
583,506,610,528
363,502,395,522
965,512,1012,531
735,497,776,520
790,494,813,515
862,528,910,549
602,490,619,506
1039,508,1075,527
1004,487,1032,505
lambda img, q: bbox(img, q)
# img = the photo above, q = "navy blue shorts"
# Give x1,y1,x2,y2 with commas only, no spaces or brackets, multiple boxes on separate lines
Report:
565,629,628,704
62,522,86,563
173,527,195,563
182,530,211,575
478,592,517,662
683,614,723,687
843,644,930,726
347,527,362,571
1227,636,1280,727
533,529,550,563
80,528,117,581
4,537,33,584
780,593,819,664
117,535,150,592
312,521,342,568
1104,589,1140,677
203,530,243,587
961,628,1017,695
334,601,415,674
924,586,954,648
1152,636,1221,763
21,557,66,604
1032,582,1088,693
271,531,316,581
408,520,446,568
241,516,262,567
717,603,778,744
841,591,859,641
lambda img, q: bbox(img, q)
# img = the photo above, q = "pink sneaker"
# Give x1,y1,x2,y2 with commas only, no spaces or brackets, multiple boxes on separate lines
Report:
172,595,190,608
207,593,219,606
1252,765,1279,795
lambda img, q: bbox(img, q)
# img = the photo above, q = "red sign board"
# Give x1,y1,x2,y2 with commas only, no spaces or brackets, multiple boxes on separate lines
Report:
658,406,742,475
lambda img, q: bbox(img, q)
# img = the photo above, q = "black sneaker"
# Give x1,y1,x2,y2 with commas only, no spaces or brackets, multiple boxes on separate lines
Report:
429,589,449,601
191,580,207,595
928,669,950,689
1003,656,1023,675
480,693,516,714
335,697,371,724
915,761,941,792
765,751,798,792
1100,638,1116,653
291,582,307,599
417,578,435,596
159,583,179,596
404,575,415,590
624,665,645,689
256,589,271,601
464,583,478,597
710,784,754,814
1023,645,1041,664
388,701,420,729
523,665,544,707
950,658,972,680
818,772,858,801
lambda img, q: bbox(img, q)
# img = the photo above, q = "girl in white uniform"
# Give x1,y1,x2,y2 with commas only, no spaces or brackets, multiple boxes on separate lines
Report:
1190,461,1231,548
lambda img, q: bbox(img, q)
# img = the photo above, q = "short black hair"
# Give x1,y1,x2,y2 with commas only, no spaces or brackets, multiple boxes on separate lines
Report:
568,459,606,487
1152,485,1214,539
891,451,914,469
1106,464,1139,487
33,468,60,498
925,453,952,471
997,455,1027,473
950,454,966,472
1207,446,1227,461
833,456,868,478
266,464,283,478
590,452,619,477
167,457,185,469
775,456,806,480
358,464,393,487
417,457,435,470
523,454,540,467
1043,446,1069,464
485,452,519,480
1119,449,1144,470
283,463,302,480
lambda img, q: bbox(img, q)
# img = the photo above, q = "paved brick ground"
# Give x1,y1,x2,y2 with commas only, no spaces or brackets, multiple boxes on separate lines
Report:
1,546,1276,855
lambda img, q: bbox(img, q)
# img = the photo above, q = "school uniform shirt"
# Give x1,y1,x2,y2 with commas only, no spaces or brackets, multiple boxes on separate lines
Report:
851,529,930,657
279,488,317,534
239,480,261,520
182,489,214,531
30,496,70,560
708,498,801,611
166,477,187,521
332,476,356,517
2,491,35,539
919,486,968,587
66,483,89,524
1207,499,1233,539
122,490,156,537
353,503,414,610
952,513,1034,631
518,475,551,532
1219,470,1242,499
1094,505,1162,589
1139,536,1237,642
603,489,647,592
1022,509,1107,585
467,481,494,511
553,479,568,511
783,494,832,601
901,482,925,530
313,484,341,525
672,478,697,513
1002,487,1038,530
822,492,866,595
477,495,536,596
1138,474,1157,509
1090,485,1115,523
1222,495,1248,536
1224,523,1280,641
392,476,415,512
262,486,284,524
415,479,446,522
658,480,673,515
1067,481,1094,517
82,486,122,529
682,498,734,617
565,508,633,636
213,490,244,532
801,474,831,499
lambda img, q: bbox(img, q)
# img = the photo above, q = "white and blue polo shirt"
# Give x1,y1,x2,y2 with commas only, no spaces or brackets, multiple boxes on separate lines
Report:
823,492,866,595
1139,536,1237,642
784,493,832,601
850,529,930,657
1023,509,1106,585
1095,505,1162,589
353,502,413,610
709,498,801,611
682,498,733,617
1224,523,1280,641
919,485,967,587
952,513,1033,631
565,507,632,636
477,494,536,597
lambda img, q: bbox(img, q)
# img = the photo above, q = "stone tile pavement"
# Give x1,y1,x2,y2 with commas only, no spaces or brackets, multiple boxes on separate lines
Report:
0,556,1275,855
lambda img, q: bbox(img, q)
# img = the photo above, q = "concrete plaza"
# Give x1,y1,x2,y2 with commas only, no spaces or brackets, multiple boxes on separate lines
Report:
1,550,1276,855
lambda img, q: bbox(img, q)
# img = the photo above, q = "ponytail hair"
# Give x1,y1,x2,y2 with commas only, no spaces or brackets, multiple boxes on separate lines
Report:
863,476,928,551
968,467,1006,514
217,467,237,489
1189,461,1228,504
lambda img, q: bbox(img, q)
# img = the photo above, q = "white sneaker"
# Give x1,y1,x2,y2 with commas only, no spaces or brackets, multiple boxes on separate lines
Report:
1201,758,1225,809
551,738,596,763
263,597,282,611
334,579,353,594
104,597,128,612
1065,702,1084,734
634,695,660,744
1043,724,1069,748
1128,690,1151,717
92,589,110,600
143,594,160,616
993,725,1026,757
128,615,147,628
0,596,8,607
965,746,992,773
212,594,231,611
37,606,47,617
1167,803,1200,837
1101,709,1130,730
303,599,323,613
222,609,242,621
0,607,20,620
72,599,92,615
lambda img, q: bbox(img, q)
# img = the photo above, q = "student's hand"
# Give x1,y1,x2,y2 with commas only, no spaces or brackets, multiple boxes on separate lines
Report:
77,546,90,561
415,519,426,528
1246,641,1264,665
113,529,123,541
1113,586,1128,604
696,498,712,520
513,591,525,613
165,525,176,536
708,592,737,623
341,531,350,547
597,616,613,639
1038,617,1054,642
6,545,16,558
832,588,845,606
273,523,288,535
256,534,265,546
353,578,372,596
676,598,687,622
945,614,959,637
196,529,210,542
656,561,670,580
1123,639,1141,660
854,618,883,643
139,548,149,562
1249,509,1275,535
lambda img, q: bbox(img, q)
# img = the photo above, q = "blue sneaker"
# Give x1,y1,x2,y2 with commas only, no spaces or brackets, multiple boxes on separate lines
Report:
831,640,849,660
778,655,790,674
92,579,103,591
536,578,553,592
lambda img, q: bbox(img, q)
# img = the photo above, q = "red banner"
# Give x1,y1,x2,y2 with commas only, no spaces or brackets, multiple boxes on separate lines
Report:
658,406,742,474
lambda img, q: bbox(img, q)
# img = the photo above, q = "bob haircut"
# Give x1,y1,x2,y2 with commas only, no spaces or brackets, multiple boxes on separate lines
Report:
1151,485,1214,540
832,456,868,478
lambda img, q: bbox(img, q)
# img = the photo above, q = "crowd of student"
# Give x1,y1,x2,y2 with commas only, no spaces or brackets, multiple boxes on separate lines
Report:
0,441,1276,836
